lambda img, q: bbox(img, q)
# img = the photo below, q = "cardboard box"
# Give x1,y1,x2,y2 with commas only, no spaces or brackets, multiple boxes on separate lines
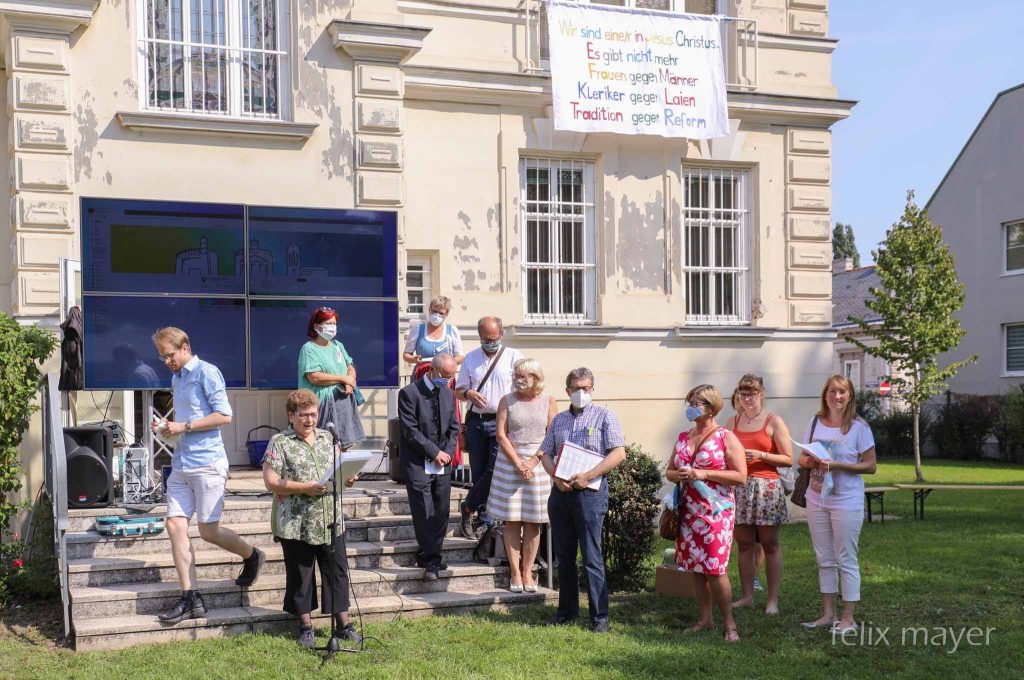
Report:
655,565,694,598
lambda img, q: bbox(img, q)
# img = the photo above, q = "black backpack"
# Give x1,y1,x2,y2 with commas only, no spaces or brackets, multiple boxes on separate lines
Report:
473,523,507,565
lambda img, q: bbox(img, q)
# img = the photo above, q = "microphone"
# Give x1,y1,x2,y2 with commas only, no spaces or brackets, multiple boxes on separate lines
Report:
325,422,339,444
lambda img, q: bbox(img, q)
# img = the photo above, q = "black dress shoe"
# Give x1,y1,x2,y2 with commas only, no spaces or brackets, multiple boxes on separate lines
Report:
235,547,265,587
591,619,610,633
547,615,577,627
424,566,439,581
158,592,206,624
459,504,475,539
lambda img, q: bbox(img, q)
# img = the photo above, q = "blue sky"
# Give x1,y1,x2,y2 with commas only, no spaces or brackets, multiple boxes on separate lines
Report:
830,1,1024,263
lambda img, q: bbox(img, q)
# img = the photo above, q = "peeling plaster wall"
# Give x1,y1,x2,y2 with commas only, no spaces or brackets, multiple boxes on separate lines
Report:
403,101,514,316
70,1,357,207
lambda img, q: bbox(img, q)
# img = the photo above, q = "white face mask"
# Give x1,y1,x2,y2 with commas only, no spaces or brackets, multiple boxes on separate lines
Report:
513,377,531,392
569,389,592,410
427,312,445,327
316,324,337,341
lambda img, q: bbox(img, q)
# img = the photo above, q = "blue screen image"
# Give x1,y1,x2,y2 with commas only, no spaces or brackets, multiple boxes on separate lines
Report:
82,198,245,295
83,296,247,390
249,299,399,389
247,206,397,298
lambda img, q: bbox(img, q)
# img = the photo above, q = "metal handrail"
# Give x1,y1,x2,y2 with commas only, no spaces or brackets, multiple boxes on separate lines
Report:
41,372,71,639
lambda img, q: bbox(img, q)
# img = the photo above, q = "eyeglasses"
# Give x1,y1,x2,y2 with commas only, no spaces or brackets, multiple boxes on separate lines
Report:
687,400,711,408
317,306,336,315
738,391,760,399
294,411,318,420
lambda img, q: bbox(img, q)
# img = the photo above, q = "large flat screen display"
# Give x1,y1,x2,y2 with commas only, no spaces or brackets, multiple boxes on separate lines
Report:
83,296,247,390
81,198,399,390
249,299,399,389
82,199,245,295
248,207,397,298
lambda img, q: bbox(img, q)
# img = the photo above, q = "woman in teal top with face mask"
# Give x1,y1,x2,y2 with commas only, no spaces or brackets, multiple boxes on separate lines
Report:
297,307,366,449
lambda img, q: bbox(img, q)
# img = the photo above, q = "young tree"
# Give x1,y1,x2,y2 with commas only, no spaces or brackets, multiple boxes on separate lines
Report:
848,192,976,481
832,222,861,267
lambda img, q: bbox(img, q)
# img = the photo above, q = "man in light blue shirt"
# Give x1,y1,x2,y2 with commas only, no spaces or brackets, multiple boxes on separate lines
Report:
151,327,264,624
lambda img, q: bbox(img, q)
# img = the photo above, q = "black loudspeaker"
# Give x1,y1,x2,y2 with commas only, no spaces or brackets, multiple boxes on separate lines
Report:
387,417,403,484
64,426,115,508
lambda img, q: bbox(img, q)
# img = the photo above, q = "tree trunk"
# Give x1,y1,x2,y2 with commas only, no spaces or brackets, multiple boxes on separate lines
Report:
913,404,923,482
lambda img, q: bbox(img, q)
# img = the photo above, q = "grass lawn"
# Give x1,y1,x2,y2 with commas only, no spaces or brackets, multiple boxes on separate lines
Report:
2,459,1022,679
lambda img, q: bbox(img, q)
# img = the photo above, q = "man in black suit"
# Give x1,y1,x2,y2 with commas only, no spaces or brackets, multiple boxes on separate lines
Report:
398,352,460,581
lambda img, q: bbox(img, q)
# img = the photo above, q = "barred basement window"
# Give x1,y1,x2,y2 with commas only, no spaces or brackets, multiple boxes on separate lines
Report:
1007,323,1024,374
682,167,750,325
138,0,288,118
521,159,597,324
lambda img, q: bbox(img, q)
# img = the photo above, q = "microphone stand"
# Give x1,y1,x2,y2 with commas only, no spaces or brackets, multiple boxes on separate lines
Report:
318,421,353,665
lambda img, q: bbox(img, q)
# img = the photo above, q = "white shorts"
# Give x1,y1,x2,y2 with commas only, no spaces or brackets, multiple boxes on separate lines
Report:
166,458,230,524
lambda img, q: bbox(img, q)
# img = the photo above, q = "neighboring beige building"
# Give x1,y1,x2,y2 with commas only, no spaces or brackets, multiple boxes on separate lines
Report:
2,0,852,530
832,258,890,393
926,83,1024,395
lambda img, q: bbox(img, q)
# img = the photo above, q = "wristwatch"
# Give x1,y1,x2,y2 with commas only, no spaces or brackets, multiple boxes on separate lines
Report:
185,420,193,433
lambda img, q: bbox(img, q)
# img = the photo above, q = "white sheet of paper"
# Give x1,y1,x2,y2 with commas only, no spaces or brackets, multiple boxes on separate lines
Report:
791,439,832,461
318,449,372,486
425,458,446,475
554,442,604,491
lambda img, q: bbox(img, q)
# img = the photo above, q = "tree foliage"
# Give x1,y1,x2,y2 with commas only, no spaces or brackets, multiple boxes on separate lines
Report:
848,192,976,481
0,314,57,536
832,222,861,267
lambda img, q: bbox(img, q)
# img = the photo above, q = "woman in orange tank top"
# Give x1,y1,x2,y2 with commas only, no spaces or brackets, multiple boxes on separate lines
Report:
725,374,794,615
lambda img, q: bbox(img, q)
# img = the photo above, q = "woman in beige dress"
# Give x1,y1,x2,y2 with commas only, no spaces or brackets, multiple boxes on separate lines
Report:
492,358,557,592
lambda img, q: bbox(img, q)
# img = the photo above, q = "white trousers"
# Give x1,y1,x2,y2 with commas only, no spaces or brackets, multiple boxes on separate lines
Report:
806,505,863,602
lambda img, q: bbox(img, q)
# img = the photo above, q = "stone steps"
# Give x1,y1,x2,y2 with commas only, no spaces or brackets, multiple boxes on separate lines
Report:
65,516,462,559
66,489,468,533
72,588,555,651
70,564,515,617
64,481,554,651
68,537,481,587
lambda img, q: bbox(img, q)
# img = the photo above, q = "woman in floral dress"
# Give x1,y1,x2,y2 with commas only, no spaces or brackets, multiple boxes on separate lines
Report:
666,384,747,642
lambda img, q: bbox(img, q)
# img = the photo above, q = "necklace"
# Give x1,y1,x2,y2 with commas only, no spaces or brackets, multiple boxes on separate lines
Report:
741,408,765,427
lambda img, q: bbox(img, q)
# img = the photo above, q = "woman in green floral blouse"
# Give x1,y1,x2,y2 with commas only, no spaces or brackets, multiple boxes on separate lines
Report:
262,389,362,649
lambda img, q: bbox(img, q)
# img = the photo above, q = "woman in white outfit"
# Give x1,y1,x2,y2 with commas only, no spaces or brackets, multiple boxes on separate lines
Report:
799,374,877,634
492,358,557,592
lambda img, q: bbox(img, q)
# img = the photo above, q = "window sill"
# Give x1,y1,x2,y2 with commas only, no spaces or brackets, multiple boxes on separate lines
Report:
117,111,318,141
507,325,620,340
1000,269,1024,278
673,326,771,340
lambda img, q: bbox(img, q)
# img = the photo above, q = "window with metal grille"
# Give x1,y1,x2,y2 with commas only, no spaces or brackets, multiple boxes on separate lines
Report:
521,159,597,324
138,0,287,118
1005,220,1024,273
1007,323,1024,374
405,256,433,316
682,167,750,325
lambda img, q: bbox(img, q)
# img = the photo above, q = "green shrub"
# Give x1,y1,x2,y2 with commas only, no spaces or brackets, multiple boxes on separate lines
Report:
855,391,925,458
997,386,1024,463
0,312,57,537
601,443,661,593
928,392,1001,460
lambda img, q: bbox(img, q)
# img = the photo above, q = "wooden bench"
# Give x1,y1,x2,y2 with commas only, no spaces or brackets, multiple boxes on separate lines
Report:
893,484,1024,519
863,486,898,523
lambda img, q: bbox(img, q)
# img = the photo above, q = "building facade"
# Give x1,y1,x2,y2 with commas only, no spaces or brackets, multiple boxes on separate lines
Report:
1,0,852,527
926,83,1024,396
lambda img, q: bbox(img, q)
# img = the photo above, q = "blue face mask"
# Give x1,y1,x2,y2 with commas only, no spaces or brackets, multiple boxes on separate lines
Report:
480,340,501,354
432,374,449,388
686,405,704,422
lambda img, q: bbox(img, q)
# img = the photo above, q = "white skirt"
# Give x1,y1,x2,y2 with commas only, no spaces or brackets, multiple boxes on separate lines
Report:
487,444,551,524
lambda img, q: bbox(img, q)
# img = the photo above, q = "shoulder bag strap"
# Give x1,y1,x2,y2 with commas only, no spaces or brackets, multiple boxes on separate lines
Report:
467,346,505,415
689,426,722,459
809,415,819,441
